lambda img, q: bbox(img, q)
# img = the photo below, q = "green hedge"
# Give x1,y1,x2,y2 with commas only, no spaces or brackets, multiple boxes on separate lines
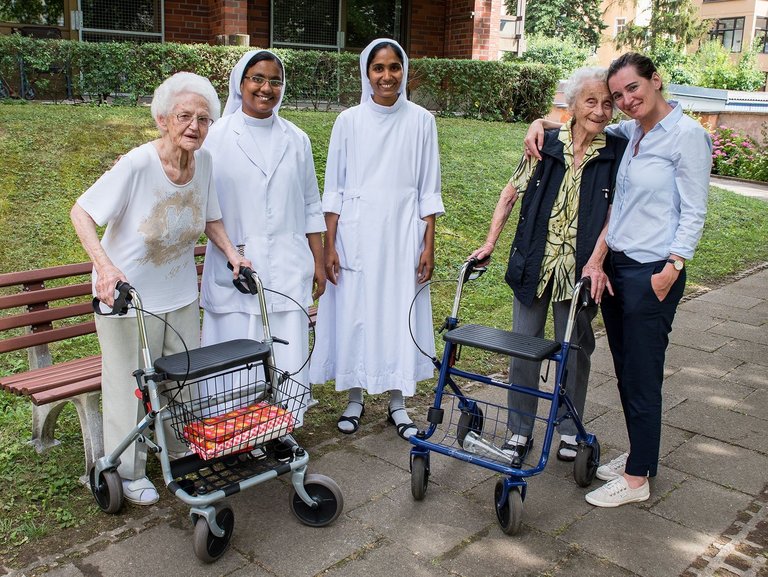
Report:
0,35,558,121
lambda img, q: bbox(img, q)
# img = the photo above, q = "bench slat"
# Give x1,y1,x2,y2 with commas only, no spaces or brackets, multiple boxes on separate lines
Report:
0,322,96,354
0,302,94,332
31,376,101,405
0,262,93,288
0,282,93,311
14,365,100,395
0,355,101,389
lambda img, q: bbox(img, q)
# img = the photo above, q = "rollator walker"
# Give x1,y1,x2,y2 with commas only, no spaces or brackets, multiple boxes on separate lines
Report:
89,266,343,562
409,258,600,534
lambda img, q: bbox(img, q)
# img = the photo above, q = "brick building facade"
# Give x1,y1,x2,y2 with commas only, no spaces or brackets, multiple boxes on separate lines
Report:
163,0,504,60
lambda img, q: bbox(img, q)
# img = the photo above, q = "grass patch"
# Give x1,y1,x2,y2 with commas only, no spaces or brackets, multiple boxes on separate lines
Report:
1,103,767,562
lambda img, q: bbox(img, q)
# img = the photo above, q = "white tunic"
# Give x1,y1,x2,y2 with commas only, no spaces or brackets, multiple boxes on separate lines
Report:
77,142,221,316
310,96,445,395
199,110,325,424
200,109,325,317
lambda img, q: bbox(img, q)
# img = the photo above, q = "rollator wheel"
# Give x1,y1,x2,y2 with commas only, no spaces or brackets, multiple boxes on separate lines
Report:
456,406,484,447
410,454,429,500
89,466,123,514
573,441,600,487
289,474,344,527
193,505,235,563
494,480,523,535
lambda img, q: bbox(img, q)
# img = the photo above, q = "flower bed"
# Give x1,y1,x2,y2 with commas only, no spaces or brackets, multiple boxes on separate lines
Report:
710,124,768,183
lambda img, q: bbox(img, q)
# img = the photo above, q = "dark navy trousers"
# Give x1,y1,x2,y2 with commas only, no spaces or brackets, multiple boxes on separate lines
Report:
601,251,685,477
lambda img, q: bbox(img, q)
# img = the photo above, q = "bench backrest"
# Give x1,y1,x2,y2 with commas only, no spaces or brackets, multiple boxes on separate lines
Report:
0,245,207,356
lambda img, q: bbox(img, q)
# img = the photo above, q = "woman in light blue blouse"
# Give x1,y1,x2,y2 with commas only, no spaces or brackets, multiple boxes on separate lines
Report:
525,52,712,508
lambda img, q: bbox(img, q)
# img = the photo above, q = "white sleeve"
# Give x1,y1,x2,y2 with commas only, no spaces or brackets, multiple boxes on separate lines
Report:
417,114,445,219
76,154,136,227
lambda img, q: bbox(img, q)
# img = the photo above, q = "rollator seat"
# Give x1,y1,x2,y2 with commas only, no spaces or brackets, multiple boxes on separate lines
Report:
444,324,561,362
155,339,271,380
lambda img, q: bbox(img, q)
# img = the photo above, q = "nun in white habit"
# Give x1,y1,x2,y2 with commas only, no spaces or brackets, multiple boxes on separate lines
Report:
200,50,326,427
309,38,445,439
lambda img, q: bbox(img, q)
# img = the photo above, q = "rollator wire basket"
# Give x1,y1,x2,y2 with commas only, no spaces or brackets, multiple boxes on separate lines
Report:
156,339,308,461
435,384,552,465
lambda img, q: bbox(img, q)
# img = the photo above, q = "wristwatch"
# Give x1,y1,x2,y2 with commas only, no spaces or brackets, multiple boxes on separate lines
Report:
667,258,684,271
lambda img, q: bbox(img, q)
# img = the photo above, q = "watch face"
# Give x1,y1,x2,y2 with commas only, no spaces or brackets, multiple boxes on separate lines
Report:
673,260,683,270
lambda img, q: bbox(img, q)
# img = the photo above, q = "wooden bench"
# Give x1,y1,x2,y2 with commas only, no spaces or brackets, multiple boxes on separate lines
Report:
0,245,317,483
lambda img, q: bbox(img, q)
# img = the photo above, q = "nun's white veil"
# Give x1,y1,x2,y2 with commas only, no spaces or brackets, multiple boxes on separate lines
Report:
359,38,409,105
222,49,286,116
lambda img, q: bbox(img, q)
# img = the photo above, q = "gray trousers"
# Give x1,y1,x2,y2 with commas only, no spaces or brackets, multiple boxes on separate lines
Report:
96,301,200,480
507,282,597,437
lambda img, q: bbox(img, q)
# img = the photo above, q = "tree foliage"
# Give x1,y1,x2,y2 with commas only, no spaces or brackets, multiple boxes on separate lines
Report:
506,0,606,50
0,0,63,25
614,0,709,53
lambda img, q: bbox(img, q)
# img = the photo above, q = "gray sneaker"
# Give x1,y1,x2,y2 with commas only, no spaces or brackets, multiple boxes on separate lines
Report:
585,476,650,507
596,452,628,481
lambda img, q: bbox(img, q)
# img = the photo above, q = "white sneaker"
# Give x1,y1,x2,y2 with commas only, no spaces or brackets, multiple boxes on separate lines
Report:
122,476,159,506
585,476,650,508
596,452,628,481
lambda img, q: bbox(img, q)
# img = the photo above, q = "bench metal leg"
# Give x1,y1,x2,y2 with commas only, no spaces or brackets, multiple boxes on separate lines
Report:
30,392,104,485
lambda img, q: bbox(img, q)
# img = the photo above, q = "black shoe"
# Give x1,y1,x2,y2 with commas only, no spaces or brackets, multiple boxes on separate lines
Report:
556,439,578,462
501,437,533,467
337,401,365,434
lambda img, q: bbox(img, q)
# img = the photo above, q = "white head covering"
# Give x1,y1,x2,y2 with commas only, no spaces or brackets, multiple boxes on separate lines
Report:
223,49,286,117
359,38,409,105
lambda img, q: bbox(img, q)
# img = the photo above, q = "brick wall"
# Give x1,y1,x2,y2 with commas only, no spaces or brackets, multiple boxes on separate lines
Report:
163,0,500,60
410,0,447,57
165,0,248,44
471,0,500,60
247,3,270,48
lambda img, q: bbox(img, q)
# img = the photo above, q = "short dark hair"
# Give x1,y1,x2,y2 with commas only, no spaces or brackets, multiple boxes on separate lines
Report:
607,52,661,89
241,51,284,83
365,41,404,76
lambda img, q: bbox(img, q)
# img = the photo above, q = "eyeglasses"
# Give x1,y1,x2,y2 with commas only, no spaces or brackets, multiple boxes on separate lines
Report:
244,75,284,88
175,113,214,127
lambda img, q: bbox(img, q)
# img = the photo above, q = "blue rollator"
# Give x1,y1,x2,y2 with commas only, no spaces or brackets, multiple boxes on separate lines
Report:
89,267,343,563
409,259,600,534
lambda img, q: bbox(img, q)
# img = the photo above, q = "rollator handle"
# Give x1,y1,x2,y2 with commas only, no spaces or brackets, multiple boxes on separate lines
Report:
92,281,134,316
227,261,258,295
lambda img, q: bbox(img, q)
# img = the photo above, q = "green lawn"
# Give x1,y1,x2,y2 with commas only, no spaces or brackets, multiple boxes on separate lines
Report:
1,102,768,561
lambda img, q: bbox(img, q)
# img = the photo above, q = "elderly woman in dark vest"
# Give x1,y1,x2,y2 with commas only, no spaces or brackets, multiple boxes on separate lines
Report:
469,66,628,466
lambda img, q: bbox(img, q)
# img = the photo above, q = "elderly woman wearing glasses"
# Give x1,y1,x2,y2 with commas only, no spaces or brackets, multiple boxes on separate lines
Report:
199,51,325,428
71,72,247,506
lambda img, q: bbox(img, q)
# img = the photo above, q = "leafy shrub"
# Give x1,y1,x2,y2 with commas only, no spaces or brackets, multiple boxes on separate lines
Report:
0,35,559,120
710,124,768,182
686,41,764,91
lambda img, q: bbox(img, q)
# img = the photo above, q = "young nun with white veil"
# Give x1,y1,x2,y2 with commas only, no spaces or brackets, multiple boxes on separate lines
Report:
199,50,326,427
310,38,445,440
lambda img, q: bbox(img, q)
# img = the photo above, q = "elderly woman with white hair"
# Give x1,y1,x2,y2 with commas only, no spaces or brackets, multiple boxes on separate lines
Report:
468,66,628,466
199,50,325,428
71,72,247,506
310,39,445,440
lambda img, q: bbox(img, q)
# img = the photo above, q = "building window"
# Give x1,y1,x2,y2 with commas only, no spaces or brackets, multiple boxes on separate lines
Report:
710,17,744,52
757,16,768,54
272,0,405,51
615,17,627,37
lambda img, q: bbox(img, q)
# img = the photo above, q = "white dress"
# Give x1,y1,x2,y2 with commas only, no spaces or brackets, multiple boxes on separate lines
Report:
310,96,445,395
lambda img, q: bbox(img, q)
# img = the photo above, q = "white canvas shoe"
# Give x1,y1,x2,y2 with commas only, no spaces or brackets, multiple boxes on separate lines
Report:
596,452,629,481
122,476,159,506
585,476,650,508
